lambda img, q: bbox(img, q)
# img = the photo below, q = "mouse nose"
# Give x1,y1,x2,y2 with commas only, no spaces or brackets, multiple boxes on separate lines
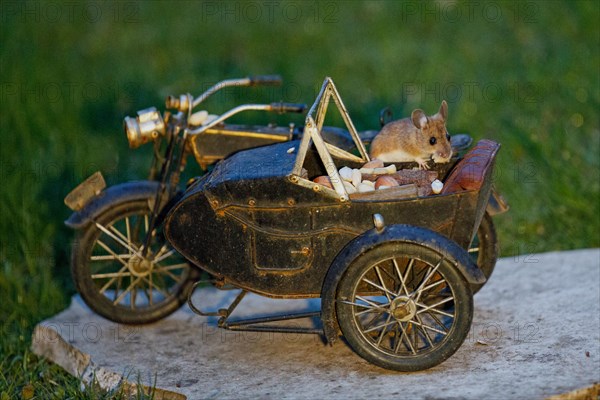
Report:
436,149,453,161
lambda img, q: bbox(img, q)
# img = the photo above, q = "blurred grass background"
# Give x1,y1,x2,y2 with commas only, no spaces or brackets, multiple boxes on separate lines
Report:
1,0,598,397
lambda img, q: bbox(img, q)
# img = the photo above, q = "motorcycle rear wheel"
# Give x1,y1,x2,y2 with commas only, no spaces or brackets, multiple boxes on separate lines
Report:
71,198,198,324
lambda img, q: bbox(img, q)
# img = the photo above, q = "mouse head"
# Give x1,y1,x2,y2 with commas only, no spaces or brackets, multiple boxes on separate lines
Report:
411,100,452,163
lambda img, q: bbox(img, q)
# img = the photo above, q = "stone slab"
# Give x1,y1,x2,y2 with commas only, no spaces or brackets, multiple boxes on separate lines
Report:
32,249,600,399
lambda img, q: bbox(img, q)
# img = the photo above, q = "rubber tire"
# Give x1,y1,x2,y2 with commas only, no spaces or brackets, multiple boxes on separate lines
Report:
71,198,198,324
336,241,473,372
470,212,498,294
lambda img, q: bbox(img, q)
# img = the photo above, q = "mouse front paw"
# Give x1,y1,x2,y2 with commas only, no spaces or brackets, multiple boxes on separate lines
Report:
415,158,430,170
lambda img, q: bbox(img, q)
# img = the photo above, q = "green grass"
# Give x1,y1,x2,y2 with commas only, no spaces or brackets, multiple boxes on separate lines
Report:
1,0,598,397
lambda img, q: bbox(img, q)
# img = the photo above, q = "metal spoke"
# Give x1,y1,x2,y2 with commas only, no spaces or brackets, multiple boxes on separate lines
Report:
356,307,387,316
125,217,132,254
393,324,403,353
361,278,397,300
394,258,412,296
362,309,386,330
379,265,399,289
420,279,446,294
113,276,142,305
98,265,128,294
96,223,141,257
411,322,419,352
91,254,133,261
414,265,431,287
141,275,171,298
153,263,189,273
424,306,455,319
376,314,393,346
341,300,388,318
356,295,389,309
416,296,455,315
414,257,444,302
404,258,415,285
92,271,133,279
108,224,139,253
426,311,451,333
414,314,434,347
155,267,182,283
363,318,397,334
396,321,416,355
95,240,129,267
153,263,189,283
132,214,144,243
374,266,392,302
410,318,448,336
411,266,431,296
153,244,170,260
338,299,383,310
153,249,176,264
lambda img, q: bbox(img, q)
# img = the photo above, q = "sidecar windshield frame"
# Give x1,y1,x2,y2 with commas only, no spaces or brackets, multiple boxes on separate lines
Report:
292,77,370,201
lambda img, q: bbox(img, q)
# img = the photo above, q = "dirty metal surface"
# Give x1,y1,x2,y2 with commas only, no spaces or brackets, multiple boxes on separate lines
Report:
33,249,600,399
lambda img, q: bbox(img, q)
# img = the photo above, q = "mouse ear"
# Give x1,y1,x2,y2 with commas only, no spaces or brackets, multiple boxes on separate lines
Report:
411,109,428,129
438,100,448,121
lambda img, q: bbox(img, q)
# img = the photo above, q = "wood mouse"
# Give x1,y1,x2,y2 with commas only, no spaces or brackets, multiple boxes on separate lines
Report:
369,100,452,170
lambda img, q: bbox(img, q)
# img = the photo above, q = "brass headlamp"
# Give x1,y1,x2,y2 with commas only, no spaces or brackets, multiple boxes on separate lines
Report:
123,107,166,148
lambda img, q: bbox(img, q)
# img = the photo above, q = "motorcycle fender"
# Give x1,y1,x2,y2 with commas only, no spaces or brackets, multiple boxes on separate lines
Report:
64,180,159,230
320,224,485,345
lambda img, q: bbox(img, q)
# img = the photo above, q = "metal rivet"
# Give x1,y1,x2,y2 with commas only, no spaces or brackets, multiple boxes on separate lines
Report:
287,198,296,206
248,199,256,206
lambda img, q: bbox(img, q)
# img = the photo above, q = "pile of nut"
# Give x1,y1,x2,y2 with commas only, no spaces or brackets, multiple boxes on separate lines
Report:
313,159,444,196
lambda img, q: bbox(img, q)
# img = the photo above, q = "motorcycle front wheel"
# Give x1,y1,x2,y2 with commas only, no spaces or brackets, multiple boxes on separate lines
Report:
71,198,198,324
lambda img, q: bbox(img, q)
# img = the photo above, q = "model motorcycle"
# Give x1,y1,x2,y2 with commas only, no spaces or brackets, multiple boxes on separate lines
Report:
64,76,507,370
64,75,310,323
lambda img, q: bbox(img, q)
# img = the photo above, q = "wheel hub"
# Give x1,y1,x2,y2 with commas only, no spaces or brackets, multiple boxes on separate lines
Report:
390,296,416,322
128,256,153,277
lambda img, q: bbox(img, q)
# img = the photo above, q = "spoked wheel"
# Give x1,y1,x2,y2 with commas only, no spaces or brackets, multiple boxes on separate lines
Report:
72,198,198,324
336,240,473,371
468,212,498,294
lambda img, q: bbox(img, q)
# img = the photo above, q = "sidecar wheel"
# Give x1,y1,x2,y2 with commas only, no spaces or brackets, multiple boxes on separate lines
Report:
72,198,199,324
336,239,473,371
469,212,498,294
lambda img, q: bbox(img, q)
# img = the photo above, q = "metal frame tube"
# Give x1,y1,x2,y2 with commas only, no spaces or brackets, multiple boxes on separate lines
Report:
192,78,252,108
186,104,274,135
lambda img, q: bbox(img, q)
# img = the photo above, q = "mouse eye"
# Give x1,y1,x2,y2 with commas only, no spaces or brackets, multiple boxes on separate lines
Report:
429,137,437,145
446,133,451,141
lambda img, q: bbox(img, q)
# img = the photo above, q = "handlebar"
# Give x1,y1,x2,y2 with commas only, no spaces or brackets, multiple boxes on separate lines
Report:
269,102,306,114
249,75,283,86
187,102,307,136
189,75,283,109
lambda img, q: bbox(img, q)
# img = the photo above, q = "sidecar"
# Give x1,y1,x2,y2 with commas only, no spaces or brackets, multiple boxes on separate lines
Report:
165,78,501,371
